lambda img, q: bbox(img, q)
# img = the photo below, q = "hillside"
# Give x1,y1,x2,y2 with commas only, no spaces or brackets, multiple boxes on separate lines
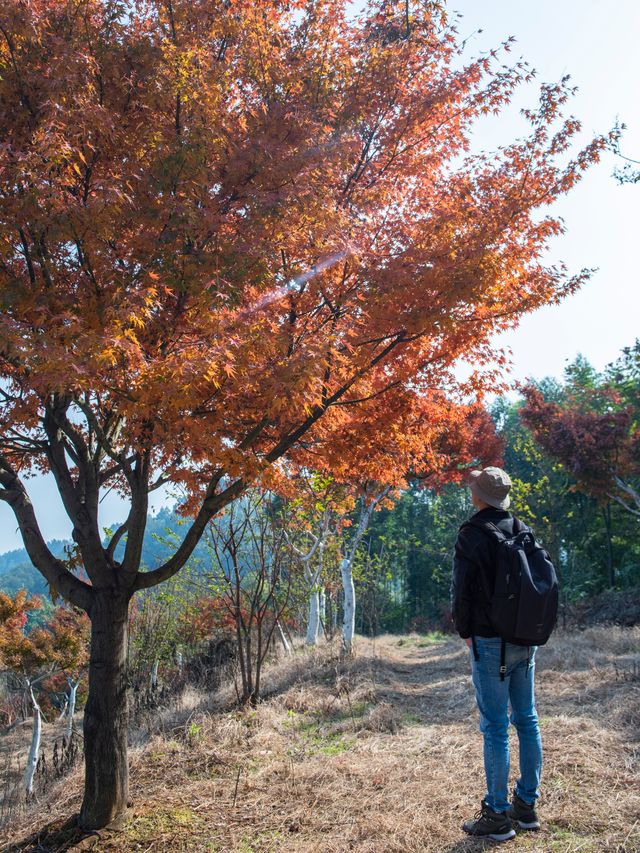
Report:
0,507,218,597
1,628,639,852
0,541,70,598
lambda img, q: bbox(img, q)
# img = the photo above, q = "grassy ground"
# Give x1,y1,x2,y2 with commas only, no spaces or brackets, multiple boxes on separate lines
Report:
1,627,639,852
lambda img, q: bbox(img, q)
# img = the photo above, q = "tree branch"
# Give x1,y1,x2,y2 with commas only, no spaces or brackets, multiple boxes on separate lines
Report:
265,332,407,463
0,457,93,611
121,452,150,575
137,334,406,592
105,519,130,561
133,476,246,590
343,486,391,568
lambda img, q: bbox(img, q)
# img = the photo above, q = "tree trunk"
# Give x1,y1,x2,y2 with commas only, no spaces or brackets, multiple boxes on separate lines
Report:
318,587,326,638
79,591,130,830
252,622,263,706
341,558,356,654
276,618,292,655
58,696,69,721
23,684,42,796
306,588,320,645
337,488,388,655
235,617,249,701
66,677,79,741
244,632,253,703
150,659,159,691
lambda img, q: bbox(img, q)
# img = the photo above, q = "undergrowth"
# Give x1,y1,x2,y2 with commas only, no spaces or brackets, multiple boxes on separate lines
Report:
1,629,639,852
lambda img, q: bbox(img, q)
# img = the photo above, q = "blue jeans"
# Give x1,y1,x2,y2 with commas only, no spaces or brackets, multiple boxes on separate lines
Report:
470,637,542,813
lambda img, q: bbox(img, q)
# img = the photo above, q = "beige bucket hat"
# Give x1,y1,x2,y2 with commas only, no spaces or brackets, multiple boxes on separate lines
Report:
469,466,512,510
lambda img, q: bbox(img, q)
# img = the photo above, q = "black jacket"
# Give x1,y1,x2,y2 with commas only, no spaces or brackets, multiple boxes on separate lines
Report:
451,507,522,639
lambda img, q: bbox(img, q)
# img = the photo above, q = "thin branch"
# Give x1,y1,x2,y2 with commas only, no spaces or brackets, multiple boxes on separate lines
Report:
106,519,130,561
333,379,404,407
98,454,138,487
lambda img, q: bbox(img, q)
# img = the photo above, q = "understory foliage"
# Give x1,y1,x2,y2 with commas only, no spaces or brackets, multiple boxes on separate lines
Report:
520,347,640,517
0,594,90,717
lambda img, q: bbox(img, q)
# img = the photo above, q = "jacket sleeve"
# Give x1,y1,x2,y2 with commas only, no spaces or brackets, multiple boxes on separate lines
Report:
451,526,479,639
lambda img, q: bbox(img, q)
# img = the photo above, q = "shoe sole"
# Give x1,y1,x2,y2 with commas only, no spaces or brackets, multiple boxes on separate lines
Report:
488,830,516,841
463,827,516,842
515,819,540,830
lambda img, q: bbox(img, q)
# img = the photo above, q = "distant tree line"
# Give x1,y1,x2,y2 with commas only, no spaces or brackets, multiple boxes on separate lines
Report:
356,343,640,634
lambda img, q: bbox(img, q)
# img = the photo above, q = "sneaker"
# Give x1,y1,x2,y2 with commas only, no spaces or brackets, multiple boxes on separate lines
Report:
462,800,516,842
509,792,541,831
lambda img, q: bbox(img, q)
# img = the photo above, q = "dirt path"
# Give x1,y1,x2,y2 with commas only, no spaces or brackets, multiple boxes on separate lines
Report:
2,629,639,852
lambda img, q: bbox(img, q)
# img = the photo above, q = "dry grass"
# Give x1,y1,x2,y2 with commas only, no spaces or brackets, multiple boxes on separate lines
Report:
1,628,639,852
0,710,85,832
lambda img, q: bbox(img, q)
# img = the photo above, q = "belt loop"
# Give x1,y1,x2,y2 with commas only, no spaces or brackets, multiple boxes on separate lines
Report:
500,638,507,681
471,635,479,662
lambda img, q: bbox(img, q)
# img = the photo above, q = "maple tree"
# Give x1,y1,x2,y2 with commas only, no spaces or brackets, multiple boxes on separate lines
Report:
520,387,639,512
43,605,91,738
0,592,53,795
0,0,605,827
0,597,89,795
520,366,640,589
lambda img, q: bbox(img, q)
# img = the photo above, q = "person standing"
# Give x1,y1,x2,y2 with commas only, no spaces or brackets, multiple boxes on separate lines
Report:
451,466,544,843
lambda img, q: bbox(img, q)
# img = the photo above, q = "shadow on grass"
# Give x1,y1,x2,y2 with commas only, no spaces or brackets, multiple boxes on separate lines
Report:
1,814,108,853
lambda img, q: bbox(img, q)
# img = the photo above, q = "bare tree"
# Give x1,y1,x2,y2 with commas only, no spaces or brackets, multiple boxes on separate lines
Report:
205,493,295,705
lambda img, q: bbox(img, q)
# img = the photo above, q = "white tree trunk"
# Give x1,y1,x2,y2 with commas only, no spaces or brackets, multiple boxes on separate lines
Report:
66,678,79,741
306,588,321,646
23,685,42,796
340,558,356,654
276,619,292,655
287,507,330,647
175,649,184,671
58,697,68,722
318,588,326,638
338,486,391,655
150,659,159,690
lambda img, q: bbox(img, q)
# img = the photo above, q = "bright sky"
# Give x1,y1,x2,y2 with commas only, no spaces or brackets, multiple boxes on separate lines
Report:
1,0,638,553
451,0,640,382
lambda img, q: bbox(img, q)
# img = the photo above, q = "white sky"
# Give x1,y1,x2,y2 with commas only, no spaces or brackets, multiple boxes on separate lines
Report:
1,0,638,553
452,0,640,382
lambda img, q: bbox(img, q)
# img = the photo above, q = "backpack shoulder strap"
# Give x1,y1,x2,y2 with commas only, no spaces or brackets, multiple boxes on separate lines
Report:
463,518,508,542
512,515,526,533
512,516,537,539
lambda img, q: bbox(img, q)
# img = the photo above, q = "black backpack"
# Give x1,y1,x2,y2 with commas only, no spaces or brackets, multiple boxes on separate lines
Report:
464,517,559,678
